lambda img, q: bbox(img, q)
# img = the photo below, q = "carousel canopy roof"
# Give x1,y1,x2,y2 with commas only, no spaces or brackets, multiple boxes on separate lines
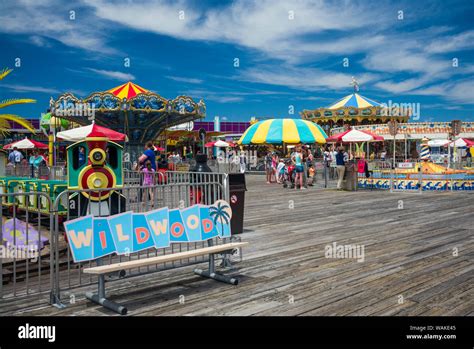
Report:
51,81,206,144
107,81,149,99
327,93,381,110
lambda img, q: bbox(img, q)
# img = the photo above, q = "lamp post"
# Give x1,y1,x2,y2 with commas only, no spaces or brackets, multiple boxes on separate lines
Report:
388,120,399,168
450,120,462,169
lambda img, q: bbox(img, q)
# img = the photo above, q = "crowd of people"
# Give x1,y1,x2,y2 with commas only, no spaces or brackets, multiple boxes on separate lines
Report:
6,147,48,177
264,145,316,190
263,144,374,190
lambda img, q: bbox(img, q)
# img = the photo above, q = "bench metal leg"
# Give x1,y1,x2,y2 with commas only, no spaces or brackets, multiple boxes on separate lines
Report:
194,252,239,285
85,275,128,315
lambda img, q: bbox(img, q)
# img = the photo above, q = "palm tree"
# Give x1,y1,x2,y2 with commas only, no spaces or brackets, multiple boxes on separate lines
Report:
0,68,36,135
209,201,231,236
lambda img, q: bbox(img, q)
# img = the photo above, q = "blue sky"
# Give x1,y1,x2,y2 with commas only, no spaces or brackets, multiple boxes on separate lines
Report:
1,0,473,123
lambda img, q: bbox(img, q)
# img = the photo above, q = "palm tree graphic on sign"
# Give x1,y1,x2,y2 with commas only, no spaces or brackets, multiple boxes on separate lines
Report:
209,200,232,237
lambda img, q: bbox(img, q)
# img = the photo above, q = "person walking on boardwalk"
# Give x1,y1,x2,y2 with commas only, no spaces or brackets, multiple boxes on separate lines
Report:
292,146,305,190
239,150,247,173
336,146,348,190
265,151,273,183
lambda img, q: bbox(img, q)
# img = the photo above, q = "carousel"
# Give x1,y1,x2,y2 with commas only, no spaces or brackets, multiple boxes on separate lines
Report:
49,81,206,160
300,78,410,129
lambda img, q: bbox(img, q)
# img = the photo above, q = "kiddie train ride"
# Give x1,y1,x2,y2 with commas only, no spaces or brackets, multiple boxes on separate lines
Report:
0,132,126,218
67,132,126,217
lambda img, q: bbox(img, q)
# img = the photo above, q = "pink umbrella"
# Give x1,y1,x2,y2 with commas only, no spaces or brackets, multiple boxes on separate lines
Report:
326,129,384,143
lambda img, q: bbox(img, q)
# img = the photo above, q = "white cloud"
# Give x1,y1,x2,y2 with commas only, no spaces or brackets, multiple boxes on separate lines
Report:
87,68,135,81
29,36,51,47
1,83,61,94
1,0,473,108
0,0,116,53
410,79,474,105
424,30,474,54
237,65,380,92
166,76,203,84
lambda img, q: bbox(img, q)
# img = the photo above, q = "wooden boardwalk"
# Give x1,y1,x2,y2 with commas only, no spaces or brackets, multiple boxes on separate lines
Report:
1,174,473,316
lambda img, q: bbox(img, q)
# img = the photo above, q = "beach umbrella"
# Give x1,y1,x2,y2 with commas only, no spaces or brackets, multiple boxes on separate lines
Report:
153,146,165,152
3,137,48,150
57,123,128,142
1,218,49,251
238,119,327,145
326,129,384,143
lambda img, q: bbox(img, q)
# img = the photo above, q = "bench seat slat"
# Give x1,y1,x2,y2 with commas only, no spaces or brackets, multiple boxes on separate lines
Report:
83,242,249,275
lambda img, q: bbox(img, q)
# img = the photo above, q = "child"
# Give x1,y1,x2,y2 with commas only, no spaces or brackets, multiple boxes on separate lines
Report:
307,164,315,186
276,159,285,184
141,160,155,207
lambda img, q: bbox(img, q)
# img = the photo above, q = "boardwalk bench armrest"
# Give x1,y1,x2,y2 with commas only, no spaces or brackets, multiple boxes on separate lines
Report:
83,241,249,315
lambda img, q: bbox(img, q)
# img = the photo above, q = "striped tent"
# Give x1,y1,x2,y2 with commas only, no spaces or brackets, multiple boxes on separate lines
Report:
107,82,149,99
238,119,327,145
327,93,381,109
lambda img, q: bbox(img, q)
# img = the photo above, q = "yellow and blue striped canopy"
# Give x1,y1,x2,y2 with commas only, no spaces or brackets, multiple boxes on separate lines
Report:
327,93,381,109
238,119,327,145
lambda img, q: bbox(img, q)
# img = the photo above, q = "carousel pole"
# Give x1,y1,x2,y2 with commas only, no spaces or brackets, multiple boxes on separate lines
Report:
49,124,55,167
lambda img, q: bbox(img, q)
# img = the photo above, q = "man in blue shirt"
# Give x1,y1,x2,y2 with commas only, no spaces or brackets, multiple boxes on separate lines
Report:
336,146,348,189
138,141,156,171
8,147,23,165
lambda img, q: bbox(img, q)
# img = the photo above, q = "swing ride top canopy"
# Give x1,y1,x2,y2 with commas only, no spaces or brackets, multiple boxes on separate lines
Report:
49,82,206,145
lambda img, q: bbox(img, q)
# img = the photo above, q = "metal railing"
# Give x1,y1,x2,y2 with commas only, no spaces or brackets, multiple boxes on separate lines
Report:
0,192,55,303
49,171,230,308
5,164,66,180
1,170,232,311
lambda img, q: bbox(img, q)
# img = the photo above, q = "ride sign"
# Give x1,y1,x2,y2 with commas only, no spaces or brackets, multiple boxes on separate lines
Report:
64,200,232,262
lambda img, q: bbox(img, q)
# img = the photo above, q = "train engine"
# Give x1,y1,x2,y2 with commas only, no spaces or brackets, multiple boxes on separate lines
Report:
67,133,126,217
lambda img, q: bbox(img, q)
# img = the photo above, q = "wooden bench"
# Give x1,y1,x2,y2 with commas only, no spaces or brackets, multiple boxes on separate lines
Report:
83,241,249,315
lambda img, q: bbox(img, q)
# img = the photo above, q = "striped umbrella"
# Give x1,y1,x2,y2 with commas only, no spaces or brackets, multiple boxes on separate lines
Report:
107,82,149,99
238,119,327,145
327,93,381,109
420,137,430,161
